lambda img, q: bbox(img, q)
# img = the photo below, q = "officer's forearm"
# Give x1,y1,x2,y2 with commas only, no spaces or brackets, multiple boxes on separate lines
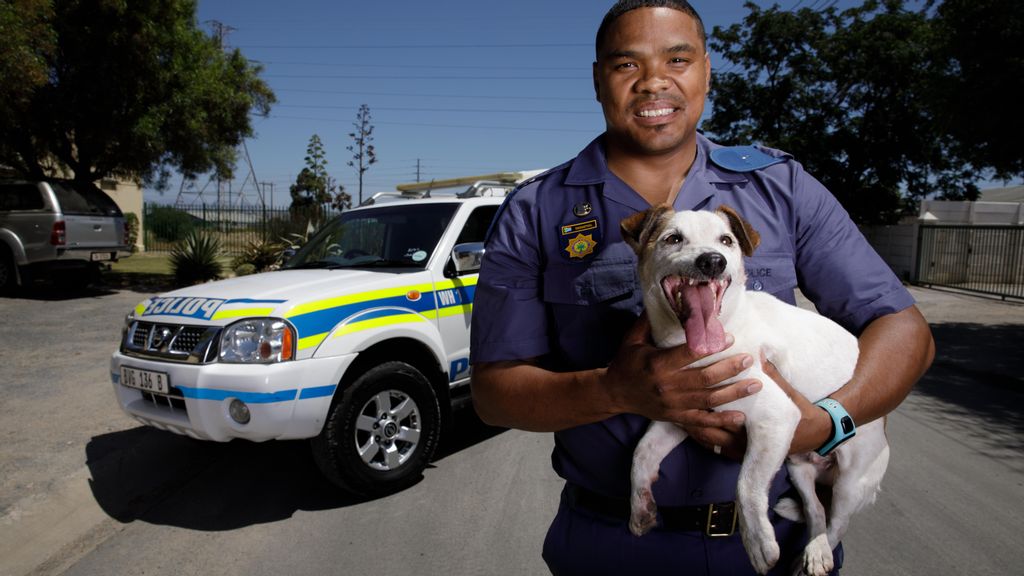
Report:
792,305,934,453
470,361,616,432
837,305,935,423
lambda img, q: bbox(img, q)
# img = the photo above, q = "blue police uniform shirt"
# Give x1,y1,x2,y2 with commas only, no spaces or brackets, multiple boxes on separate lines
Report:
471,132,915,507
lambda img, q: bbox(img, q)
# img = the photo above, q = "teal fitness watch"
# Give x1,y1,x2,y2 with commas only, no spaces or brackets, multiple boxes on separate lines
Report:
815,398,856,456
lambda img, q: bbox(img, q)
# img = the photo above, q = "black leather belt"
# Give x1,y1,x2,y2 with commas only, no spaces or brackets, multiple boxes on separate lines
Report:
564,484,738,537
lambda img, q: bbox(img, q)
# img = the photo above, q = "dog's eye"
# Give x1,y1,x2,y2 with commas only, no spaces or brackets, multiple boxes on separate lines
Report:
720,235,734,247
664,233,683,245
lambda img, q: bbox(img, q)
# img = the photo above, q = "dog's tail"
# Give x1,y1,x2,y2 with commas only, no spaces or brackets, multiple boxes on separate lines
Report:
773,497,806,523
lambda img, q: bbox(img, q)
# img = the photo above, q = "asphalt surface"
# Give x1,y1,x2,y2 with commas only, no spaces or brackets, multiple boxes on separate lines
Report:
0,282,1021,576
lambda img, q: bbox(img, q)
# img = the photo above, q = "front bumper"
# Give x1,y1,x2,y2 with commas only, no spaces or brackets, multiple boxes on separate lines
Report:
110,351,357,442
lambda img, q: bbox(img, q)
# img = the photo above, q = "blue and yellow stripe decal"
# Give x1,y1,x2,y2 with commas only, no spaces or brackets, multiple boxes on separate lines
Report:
175,384,337,403
285,277,478,351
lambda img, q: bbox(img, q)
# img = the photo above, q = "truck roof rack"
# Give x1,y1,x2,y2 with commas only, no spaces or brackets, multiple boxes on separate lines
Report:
360,170,544,206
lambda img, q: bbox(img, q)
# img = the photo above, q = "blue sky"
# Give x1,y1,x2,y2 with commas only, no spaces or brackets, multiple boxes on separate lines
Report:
157,0,963,207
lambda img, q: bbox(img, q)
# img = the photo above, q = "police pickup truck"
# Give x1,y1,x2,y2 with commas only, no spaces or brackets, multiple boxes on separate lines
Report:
110,182,513,496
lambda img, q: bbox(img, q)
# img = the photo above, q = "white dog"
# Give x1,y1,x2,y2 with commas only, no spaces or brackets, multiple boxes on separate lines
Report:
619,205,889,576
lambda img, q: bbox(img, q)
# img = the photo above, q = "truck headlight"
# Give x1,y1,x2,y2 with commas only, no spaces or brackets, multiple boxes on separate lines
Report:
219,318,295,364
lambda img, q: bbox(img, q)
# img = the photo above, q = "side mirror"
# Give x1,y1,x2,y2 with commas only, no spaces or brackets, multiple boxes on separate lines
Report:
280,248,296,265
451,242,485,274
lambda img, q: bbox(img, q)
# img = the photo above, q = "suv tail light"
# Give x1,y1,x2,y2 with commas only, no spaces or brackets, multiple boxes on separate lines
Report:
50,220,66,246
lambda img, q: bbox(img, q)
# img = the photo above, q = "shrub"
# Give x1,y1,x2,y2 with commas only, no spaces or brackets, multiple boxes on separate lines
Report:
124,212,140,253
231,238,284,273
170,231,223,286
147,205,199,242
234,263,257,277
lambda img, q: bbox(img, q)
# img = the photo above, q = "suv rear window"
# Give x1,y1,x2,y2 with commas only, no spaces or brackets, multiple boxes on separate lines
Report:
0,183,45,210
50,181,122,216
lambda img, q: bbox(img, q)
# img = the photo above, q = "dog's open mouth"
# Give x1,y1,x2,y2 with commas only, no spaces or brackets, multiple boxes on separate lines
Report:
661,275,730,355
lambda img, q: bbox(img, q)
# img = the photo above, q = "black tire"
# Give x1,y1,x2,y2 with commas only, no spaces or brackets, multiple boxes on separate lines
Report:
0,249,16,293
311,361,441,497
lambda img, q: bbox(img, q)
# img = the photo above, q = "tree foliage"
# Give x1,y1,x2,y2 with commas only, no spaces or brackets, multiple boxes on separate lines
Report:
347,104,377,205
0,0,275,186
704,0,1023,224
289,134,350,220
928,0,1024,181
290,134,333,208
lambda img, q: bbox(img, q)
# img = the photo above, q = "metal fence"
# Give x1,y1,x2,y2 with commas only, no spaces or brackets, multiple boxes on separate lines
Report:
143,203,340,254
916,225,1024,301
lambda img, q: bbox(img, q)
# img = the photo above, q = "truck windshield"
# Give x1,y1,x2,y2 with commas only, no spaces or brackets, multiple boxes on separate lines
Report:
283,203,460,270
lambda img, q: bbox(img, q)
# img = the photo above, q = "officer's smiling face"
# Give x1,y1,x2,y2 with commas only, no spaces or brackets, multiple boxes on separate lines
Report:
594,7,710,158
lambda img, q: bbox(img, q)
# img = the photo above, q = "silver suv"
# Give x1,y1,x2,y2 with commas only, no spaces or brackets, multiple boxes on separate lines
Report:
0,179,130,291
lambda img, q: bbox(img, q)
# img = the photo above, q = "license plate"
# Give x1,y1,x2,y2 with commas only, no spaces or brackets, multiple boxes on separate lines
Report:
120,366,170,394
91,252,112,261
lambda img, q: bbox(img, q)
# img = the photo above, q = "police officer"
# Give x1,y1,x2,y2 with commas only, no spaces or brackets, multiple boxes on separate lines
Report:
470,1,935,574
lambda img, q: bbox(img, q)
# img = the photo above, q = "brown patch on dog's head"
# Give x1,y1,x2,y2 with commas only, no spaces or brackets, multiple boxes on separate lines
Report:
621,204,674,256
715,205,760,257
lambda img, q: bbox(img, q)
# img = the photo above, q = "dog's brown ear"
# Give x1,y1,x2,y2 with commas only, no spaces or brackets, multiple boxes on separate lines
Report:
620,205,673,255
716,205,760,257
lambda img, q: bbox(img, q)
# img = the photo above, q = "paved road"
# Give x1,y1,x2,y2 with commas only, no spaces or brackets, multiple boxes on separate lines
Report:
1,284,1021,576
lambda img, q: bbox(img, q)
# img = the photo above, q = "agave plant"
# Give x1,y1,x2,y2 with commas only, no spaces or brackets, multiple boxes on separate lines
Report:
231,238,285,273
170,231,223,286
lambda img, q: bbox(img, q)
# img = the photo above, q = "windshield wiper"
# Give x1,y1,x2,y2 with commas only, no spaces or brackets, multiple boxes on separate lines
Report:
286,260,336,270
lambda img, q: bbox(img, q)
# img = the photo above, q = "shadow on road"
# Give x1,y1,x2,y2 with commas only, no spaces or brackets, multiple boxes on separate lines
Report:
85,408,506,531
907,322,1024,461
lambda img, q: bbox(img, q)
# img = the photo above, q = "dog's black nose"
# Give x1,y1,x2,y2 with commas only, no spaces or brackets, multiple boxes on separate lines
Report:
696,252,726,277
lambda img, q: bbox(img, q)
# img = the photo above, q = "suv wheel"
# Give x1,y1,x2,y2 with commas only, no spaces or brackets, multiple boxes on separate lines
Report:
312,361,441,497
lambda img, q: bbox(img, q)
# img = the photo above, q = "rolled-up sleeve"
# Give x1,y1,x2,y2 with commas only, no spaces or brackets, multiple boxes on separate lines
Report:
470,190,550,363
790,164,915,334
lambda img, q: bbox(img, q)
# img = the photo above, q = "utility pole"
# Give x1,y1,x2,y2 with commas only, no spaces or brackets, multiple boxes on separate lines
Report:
206,20,236,50
416,159,422,182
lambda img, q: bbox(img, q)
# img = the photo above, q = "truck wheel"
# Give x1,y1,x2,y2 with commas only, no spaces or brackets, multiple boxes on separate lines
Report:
0,250,16,293
312,361,441,497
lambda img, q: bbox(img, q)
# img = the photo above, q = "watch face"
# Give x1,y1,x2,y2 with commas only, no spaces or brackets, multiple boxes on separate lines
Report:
840,416,855,435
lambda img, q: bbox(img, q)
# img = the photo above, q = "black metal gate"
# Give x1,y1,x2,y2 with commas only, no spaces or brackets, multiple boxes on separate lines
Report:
916,225,1024,300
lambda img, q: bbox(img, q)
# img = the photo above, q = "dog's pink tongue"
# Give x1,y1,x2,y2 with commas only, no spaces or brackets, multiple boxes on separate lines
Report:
682,283,726,355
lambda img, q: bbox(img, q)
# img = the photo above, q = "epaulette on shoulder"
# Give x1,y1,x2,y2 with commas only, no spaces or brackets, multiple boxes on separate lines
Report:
511,161,569,193
709,145,787,173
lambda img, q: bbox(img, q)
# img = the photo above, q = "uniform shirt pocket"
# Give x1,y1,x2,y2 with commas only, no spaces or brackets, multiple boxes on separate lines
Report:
743,252,798,298
541,257,641,369
543,257,638,305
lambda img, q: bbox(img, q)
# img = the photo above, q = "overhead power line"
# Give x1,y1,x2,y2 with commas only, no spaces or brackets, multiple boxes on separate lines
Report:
264,73,590,80
275,88,594,101
237,42,590,49
270,115,594,133
277,104,598,115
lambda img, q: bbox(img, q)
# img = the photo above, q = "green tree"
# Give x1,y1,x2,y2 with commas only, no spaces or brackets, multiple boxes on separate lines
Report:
705,0,1024,223
0,0,275,186
347,104,377,205
706,0,947,224
927,0,1024,182
0,0,55,173
289,134,334,208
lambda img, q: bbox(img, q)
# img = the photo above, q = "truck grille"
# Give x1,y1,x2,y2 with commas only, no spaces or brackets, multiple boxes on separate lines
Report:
123,321,220,363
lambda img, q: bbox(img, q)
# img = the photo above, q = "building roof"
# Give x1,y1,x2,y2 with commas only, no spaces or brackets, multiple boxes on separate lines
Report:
979,185,1024,203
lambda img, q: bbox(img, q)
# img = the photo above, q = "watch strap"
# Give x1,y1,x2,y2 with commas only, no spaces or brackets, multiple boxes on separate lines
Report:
815,398,856,456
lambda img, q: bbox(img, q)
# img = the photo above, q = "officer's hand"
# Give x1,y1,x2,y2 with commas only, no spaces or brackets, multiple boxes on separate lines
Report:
604,313,761,430
761,352,831,454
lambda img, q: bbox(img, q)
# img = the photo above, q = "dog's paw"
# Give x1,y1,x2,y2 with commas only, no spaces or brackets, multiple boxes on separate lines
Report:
628,488,658,536
742,530,780,575
800,534,834,576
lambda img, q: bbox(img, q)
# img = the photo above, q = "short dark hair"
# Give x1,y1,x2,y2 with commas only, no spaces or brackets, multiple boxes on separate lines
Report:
595,0,707,59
